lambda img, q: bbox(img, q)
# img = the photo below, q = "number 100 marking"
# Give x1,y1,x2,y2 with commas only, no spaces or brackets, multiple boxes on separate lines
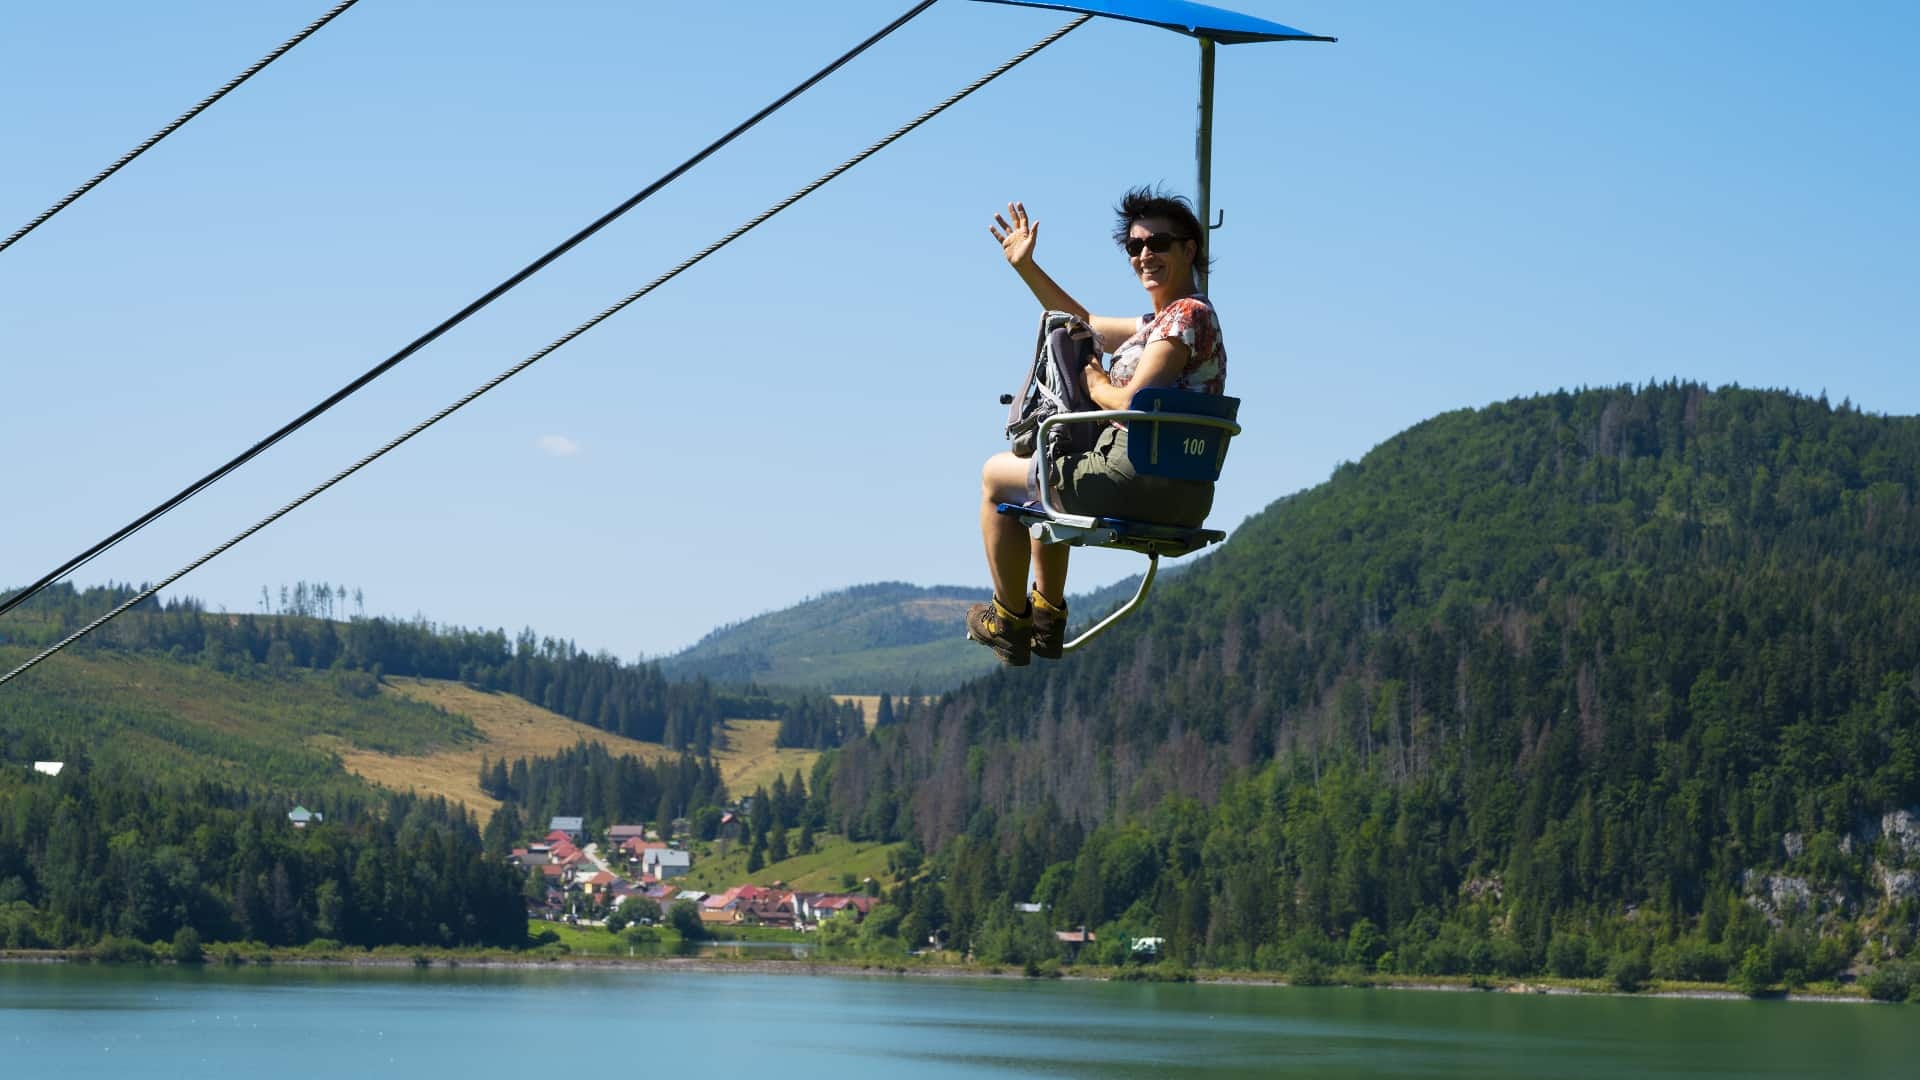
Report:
1182,436,1208,456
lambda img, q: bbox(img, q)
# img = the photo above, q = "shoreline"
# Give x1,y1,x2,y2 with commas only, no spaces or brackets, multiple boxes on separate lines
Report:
0,949,1875,1003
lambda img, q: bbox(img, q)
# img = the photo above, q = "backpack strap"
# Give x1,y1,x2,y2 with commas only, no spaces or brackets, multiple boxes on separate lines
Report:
1006,311,1100,451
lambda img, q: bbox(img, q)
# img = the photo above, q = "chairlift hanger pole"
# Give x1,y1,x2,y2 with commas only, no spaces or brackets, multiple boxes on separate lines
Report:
1196,34,1214,292
972,1,1334,292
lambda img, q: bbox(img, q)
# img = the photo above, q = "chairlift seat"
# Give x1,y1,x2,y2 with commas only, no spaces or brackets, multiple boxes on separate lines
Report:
992,387,1241,651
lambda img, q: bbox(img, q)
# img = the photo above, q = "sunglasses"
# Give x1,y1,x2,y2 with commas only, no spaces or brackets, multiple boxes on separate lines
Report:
1123,232,1187,258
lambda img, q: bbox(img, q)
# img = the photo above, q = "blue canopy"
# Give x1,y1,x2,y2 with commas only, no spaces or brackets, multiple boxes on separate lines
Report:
972,0,1334,45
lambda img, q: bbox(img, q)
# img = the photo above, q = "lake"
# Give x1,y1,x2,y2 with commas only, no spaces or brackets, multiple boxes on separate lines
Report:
3,963,1914,1078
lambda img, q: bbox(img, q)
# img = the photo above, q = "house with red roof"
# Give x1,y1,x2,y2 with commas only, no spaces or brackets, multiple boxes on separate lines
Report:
741,891,797,928
813,894,879,922
1054,928,1096,961
618,837,667,862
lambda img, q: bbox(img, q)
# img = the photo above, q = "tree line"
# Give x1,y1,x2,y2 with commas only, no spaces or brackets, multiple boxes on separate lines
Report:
476,743,729,853
0,758,525,951
1,585,863,753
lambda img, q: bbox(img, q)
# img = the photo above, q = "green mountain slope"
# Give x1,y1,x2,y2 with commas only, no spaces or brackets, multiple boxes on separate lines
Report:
820,383,1920,986
0,646,474,799
661,574,1183,694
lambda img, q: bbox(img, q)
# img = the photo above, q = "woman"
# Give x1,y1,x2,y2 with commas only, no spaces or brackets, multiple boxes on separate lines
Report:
968,187,1228,665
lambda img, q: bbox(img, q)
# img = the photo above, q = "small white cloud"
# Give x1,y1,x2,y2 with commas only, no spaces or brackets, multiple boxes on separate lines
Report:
536,434,582,458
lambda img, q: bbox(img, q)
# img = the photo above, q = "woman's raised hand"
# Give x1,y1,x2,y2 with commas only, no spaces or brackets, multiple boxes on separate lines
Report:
990,201,1038,268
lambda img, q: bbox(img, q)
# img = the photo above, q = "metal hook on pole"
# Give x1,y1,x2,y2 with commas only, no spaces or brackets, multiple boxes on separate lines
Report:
1209,209,1225,231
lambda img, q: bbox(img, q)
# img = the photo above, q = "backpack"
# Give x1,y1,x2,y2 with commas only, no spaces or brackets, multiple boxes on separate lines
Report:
1004,310,1101,461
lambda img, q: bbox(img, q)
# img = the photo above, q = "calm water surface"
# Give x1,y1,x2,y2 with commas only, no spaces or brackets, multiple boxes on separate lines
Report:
2,963,1914,1078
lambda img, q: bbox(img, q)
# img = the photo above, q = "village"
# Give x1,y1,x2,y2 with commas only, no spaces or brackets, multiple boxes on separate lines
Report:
508,812,882,935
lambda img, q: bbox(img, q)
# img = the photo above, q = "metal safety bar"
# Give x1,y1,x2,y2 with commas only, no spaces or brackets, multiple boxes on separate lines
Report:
1060,552,1158,653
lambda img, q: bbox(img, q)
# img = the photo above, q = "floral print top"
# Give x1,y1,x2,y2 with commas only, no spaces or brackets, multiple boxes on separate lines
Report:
1105,294,1226,396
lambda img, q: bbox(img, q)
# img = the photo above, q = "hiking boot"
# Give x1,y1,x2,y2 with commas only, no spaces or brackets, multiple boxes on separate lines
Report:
1029,590,1067,660
966,597,1032,666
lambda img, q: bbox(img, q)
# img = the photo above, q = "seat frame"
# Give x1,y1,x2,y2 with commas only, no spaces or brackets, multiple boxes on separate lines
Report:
995,396,1241,652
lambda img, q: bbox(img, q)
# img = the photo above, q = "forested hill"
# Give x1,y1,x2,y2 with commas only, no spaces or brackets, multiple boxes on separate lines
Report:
661,583,991,693
661,576,1173,694
817,383,1920,985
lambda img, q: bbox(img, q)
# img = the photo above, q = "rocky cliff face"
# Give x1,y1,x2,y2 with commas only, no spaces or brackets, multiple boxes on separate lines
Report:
1748,806,1920,928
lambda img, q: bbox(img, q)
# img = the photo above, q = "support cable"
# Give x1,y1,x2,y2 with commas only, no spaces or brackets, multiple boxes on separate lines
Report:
0,0,363,256
0,0,940,622
0,14,1089,690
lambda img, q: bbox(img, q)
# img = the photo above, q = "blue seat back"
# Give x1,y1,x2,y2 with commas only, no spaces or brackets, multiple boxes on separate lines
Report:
1124,388,1240,482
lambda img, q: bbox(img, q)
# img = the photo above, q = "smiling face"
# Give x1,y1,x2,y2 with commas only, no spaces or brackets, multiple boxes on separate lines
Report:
1125,216,1197,300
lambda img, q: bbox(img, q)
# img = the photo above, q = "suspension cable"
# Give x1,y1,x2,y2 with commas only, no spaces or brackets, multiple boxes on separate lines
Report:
0,0,363,256
0,15,1089,690
0,0,941,622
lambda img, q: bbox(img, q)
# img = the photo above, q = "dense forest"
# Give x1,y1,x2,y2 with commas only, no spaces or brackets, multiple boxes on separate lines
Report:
0,759,525,951
0,585,859,754
817,384,1920,990
476,743,730,852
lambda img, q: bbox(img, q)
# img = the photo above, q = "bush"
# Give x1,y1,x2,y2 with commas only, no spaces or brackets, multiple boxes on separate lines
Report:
1863,961,1918,1003
1345,919,1384,969
1652,940,1729,983
668,900,709,942
170,928,205,964
207,941,272,966
1290,956,1331,987
1546,932,1596,979
1422,935,1467,976
90,937,156,964
1608,949,1651,993
1490,935,1532,977
1807,935,1855,982
1733,946,1774,996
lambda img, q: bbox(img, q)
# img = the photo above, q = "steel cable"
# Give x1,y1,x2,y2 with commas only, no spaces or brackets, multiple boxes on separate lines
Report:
0,14,1089,690
0,0,363,256
0,0,940,622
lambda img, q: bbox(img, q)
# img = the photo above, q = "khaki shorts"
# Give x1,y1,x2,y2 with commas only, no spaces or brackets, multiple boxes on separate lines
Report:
1028,425,1214,528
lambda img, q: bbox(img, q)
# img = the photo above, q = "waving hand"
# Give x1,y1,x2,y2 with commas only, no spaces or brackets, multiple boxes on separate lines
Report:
990,201,1039,268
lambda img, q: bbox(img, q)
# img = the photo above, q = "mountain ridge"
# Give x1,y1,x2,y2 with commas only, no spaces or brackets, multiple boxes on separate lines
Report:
660,572,1182,693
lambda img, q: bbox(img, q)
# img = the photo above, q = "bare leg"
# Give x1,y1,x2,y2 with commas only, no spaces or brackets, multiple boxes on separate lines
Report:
1032,539,1068,607
980,452,1064,612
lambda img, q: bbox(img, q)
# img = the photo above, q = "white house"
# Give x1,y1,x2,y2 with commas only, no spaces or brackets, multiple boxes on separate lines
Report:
642,848,692,879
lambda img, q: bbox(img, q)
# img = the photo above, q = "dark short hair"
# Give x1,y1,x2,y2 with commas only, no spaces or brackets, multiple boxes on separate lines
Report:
1112,186,1210,275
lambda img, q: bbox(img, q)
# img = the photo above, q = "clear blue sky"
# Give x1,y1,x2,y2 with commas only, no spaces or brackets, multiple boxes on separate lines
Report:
2,1,1915,660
